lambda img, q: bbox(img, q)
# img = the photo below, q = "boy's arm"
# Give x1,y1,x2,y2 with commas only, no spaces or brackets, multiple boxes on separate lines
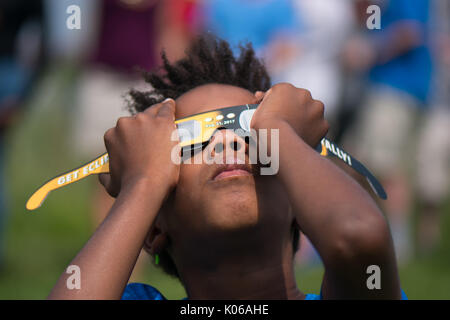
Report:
48,99,179,299
47,179,167,299
278,122,400,299
252,84,401,299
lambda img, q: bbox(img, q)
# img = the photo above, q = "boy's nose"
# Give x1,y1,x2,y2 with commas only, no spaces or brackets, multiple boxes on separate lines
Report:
207,129,248,159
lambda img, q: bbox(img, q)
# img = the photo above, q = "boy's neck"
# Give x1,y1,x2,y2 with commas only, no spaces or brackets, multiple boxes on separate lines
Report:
177,245,304,300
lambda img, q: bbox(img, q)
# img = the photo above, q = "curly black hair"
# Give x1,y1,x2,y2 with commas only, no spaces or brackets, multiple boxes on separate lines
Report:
127,34,271,114
128,34,299,279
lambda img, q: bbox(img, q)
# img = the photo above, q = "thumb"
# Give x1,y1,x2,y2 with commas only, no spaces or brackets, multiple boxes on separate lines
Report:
98,173,118,197
156,98,176,119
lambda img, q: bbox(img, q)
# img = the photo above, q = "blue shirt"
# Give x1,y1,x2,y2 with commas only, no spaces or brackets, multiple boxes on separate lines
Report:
203,0,298,54
121,283,408,300
369,0,432,103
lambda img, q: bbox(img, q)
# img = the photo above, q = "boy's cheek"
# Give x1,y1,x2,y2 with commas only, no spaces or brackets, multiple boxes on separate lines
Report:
173,164,207,208
179,157,212,184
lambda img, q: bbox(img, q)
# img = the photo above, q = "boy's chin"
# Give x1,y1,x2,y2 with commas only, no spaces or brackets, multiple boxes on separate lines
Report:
201,196,261,232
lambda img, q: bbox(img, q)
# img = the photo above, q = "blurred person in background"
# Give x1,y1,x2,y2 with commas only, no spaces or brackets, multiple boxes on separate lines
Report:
274,0,356,138
0,0,44,270
415,0,450,255
333,1,377,144
45,0,200,280
199,0,299,71
342,0,433,263
267,0,357,267
156,0,202,64
48,0,200,225
62,0,162,225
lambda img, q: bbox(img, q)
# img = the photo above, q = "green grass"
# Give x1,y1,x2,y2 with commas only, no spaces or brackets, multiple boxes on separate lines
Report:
1,65,449,299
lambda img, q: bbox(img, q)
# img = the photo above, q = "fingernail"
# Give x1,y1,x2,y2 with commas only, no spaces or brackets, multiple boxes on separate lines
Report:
163,98,175,105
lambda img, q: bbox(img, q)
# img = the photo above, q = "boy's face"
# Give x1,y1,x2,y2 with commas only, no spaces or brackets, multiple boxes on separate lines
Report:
159,84,293,254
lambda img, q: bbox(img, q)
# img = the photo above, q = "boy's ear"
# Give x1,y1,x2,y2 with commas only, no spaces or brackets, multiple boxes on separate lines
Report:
143,215,169,256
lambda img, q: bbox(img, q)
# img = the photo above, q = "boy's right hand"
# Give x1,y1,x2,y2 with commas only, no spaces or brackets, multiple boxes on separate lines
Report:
251,83,328,148
99,99,180,198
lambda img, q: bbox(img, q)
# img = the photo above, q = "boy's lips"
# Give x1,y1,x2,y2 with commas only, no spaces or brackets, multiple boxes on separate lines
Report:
211,163,253,181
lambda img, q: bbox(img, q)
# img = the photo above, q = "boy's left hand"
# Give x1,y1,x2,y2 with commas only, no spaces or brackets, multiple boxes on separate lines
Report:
251,82,329,147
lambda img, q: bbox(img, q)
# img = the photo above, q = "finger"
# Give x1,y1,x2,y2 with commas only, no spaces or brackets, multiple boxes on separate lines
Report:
260,88,273,103
115,116,133,130
103,128,115,150
254,91,266,103
156,98,176,119
142,103,161,117
98,173,117,197
313,100,325,118
143,98,174,117
143,98,175,117
98,173,111,189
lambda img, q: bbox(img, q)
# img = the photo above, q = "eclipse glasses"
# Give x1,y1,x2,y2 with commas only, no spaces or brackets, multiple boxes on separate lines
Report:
26,104,386,211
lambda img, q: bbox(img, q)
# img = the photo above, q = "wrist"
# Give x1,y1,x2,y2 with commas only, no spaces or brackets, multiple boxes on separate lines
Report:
252,117,290,132
252,119,293,156
120,175,170,198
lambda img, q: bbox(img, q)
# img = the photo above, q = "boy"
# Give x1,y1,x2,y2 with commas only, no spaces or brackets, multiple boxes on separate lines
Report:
48,36,404,299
